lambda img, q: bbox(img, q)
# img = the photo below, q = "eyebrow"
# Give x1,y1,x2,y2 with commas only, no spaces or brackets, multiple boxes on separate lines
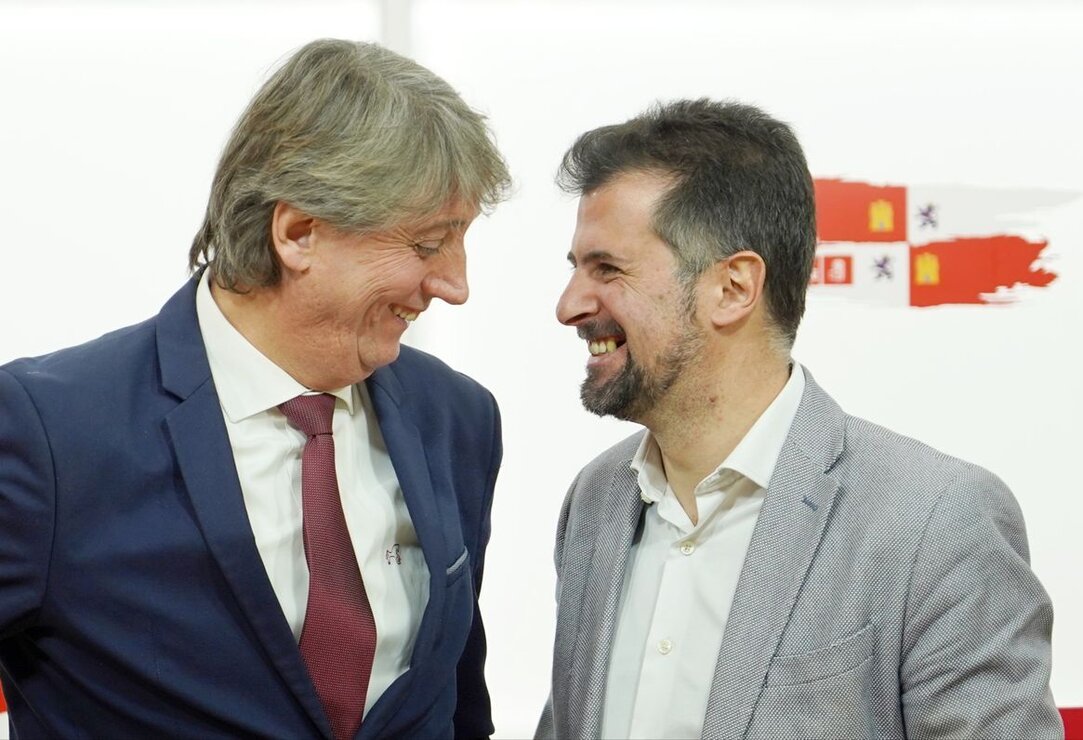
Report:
567,249,623,267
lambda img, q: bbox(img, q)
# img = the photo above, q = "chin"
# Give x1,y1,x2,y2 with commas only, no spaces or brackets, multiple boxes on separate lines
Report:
361,343,402,374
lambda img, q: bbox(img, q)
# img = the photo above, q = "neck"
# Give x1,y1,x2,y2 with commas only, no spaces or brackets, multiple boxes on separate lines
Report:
643,341,790,524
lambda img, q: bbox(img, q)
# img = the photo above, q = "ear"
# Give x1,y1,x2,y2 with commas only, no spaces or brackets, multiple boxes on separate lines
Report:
271,201,316,273
703,251,767,329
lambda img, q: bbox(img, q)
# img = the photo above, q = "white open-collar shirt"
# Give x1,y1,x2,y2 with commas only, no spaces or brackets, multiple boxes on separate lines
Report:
196,271,429,717
602,364,806,739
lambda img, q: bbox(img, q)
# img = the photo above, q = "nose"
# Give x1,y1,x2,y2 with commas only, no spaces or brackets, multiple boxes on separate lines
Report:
556,270,597,326
426,244,469,306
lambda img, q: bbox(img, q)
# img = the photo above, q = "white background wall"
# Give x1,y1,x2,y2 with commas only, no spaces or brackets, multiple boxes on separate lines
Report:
1,1,1080,737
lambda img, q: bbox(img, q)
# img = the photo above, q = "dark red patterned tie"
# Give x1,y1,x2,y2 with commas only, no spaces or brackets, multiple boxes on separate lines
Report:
279,394,376,740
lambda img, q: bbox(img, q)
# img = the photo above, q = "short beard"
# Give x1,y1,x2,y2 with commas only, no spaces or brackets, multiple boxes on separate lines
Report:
580,305,703,421
580,358,651,421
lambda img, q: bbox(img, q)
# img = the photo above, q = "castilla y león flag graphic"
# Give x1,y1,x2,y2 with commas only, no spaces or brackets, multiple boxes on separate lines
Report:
811,178,1067,307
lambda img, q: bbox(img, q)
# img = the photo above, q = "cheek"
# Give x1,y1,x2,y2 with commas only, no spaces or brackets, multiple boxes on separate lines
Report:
340,283,392,320
622,303,676,345
360,266,423,304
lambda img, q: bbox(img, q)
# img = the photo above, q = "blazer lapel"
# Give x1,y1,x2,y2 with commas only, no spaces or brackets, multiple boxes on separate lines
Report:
157,278,332,738
563,463,644,738
355,364,452,740
700,374,845,740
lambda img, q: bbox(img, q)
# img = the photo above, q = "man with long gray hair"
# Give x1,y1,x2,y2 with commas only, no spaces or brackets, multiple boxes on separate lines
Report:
0,39,509,739
537,99,1060,739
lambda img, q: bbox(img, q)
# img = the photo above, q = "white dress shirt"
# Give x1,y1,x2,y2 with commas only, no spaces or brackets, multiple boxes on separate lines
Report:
601,365,806,740
195,271,429,717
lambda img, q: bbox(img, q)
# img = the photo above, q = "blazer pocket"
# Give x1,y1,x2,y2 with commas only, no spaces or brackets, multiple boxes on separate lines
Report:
765,622,876,686
445,547,470,582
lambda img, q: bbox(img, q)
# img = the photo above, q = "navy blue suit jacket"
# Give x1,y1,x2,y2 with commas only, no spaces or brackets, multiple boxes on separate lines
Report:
0,278,501,739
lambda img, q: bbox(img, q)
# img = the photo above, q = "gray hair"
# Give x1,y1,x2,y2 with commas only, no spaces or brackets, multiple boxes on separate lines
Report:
557,99,816,347
189,38,511,290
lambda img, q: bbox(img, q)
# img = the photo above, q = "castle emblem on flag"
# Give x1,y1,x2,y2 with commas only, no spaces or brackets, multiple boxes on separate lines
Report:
914,252,940,286
824,256,853,284
869,199,895,233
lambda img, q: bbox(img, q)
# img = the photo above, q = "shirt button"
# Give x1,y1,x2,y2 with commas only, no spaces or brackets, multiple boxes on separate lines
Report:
680,541,696,555
657,639,674,655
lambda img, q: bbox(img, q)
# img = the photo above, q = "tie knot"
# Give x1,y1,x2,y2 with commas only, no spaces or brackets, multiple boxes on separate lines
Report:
278,393,335,437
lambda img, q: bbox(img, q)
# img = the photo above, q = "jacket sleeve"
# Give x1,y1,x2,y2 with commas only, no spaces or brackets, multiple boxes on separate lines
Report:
900,463,1062,739
0,368,56,640
453,393,501,740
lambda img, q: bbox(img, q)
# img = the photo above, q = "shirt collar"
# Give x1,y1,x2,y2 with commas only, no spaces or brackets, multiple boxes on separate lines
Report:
630,363,806,503
630,430,669,505
195,270,355,422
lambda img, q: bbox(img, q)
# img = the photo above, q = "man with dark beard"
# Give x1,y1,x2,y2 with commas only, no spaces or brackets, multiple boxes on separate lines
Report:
535,100,1061,740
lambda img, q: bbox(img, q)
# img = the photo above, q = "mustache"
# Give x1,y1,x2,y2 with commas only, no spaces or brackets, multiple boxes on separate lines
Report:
577,320,625,342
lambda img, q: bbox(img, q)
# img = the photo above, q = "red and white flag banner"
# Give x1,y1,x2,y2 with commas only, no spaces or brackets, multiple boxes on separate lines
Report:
811,178,1068,307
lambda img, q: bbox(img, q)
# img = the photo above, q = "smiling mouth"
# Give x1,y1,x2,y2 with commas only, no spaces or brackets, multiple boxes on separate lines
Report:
391,305,421,322
587,335,626,356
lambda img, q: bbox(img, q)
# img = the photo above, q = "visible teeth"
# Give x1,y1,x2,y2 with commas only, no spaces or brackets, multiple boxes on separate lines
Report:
588,338,622,356
392,307,419,322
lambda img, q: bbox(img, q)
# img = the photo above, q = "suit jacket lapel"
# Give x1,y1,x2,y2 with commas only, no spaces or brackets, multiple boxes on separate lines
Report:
356,364,451,740
700,373,845,739
563,463,644,738
157,278,332,738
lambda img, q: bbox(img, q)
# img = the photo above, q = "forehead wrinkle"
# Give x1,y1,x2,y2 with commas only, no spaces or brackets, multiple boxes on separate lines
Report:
415,218,470,233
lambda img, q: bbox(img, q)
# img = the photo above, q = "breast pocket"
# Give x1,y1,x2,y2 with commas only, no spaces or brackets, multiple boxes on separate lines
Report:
749,623,878,740
766,621,876,686
445,546,470,583
428,547,474,664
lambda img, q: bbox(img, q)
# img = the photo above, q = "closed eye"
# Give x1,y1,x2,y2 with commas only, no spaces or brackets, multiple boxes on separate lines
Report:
567,250,626,278
413,241,442,258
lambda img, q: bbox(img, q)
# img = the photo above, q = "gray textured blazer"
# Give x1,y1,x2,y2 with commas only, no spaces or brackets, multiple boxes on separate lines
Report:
537,373,1061,740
